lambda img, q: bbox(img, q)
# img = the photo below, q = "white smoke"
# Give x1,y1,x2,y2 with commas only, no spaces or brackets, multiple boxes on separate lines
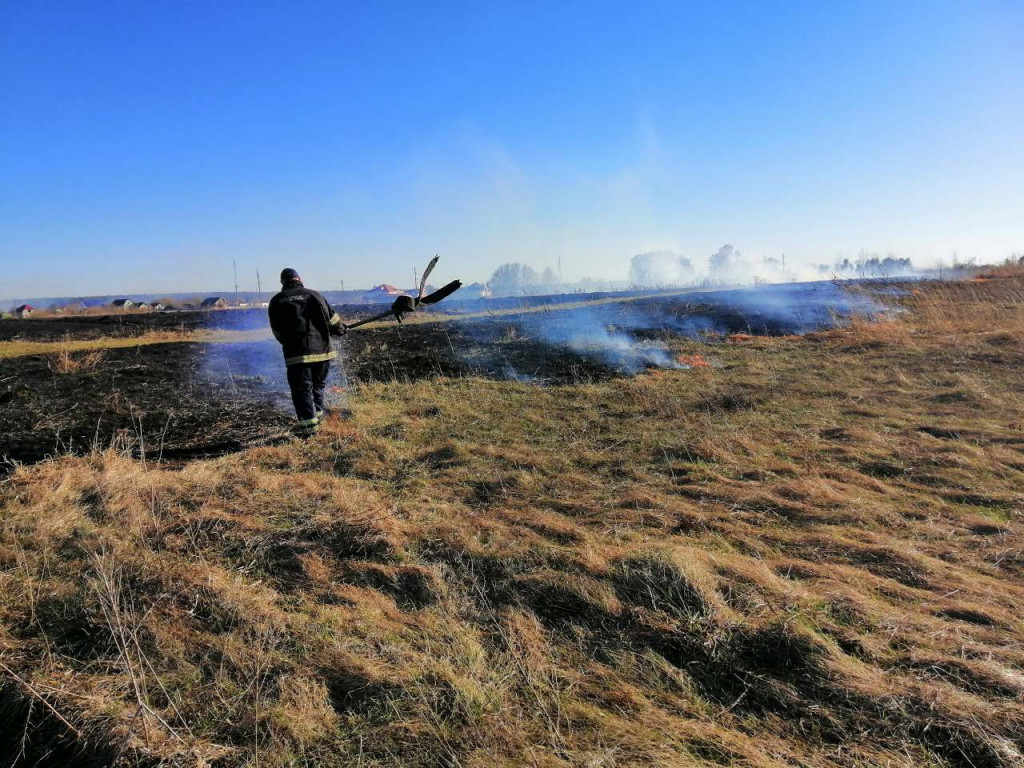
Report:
707,244,752,283
628,244,920,287
628,251,696,287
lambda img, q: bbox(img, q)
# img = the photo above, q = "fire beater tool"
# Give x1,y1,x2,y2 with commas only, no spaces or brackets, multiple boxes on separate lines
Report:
343,255,462,331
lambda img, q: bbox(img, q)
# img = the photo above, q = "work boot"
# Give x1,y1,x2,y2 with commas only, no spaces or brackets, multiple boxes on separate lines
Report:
296,424,320,439
296,413,322,437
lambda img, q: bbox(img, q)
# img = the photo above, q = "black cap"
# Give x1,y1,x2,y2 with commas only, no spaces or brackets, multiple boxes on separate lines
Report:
280,268,301,283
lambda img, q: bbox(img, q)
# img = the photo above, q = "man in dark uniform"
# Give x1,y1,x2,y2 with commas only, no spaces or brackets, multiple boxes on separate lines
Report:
268,268,346,434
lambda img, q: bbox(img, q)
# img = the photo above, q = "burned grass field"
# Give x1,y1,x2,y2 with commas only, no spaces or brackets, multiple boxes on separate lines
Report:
0,343,293,466
0,282,874,467
1,277,1024,767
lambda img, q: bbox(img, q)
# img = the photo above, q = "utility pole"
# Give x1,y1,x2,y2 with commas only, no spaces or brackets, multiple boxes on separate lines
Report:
233,261,239,306
413,267,418,292
558,255,563,285
256,269,262,302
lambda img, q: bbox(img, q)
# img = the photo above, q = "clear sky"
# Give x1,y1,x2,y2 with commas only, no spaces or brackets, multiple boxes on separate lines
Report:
1,0,1022,300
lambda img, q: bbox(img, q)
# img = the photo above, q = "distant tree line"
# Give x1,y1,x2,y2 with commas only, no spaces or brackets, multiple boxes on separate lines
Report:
627,245,922,286
486,245,929,296
826,253,914,277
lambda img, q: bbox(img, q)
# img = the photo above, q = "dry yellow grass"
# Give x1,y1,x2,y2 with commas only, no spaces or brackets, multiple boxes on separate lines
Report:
1,276,1023,766
974,258,1024,280
0,329,273,359
48,336,108,374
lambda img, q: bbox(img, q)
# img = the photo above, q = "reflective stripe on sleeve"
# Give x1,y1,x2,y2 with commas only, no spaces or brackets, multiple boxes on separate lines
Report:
285,350,337,366
329,313,342,326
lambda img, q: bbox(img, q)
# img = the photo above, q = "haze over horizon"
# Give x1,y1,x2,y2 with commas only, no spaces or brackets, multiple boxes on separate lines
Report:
2,1,1022,302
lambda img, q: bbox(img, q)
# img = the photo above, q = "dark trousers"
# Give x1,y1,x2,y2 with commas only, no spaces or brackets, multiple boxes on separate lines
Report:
286,361,330,427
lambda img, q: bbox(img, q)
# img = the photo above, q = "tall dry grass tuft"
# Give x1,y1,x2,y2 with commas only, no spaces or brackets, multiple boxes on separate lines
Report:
975,256,1024,280
839,274,1024,354
902,279,1024,336
50,335,107,374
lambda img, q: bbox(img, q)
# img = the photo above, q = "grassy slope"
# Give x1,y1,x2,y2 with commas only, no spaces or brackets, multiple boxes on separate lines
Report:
1,278,1023,767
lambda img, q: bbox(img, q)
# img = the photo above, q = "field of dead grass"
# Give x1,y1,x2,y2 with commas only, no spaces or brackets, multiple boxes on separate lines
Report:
0,330,280,360
1,276,1023,766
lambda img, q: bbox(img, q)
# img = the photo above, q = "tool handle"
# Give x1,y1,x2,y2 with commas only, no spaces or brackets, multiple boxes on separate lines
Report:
344,309,395,331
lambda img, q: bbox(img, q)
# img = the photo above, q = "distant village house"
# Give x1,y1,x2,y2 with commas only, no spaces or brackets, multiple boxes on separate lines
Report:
111,299,134,309
361,284,405,304
14,305,34,318
201,297,228,309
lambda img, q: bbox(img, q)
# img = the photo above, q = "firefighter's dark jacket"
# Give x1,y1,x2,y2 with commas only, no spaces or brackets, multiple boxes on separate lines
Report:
268,280,344,366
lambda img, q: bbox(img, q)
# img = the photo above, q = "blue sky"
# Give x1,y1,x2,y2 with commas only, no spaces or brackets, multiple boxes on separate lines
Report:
1,1,1022,299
